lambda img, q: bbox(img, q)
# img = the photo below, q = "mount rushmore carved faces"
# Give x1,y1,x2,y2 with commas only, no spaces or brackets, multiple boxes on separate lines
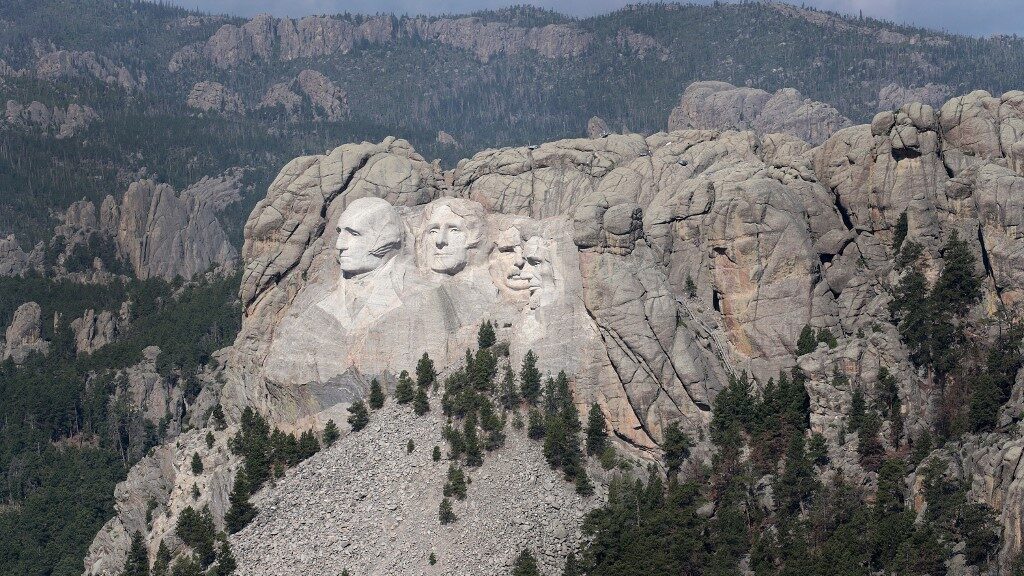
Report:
421,198,487,275
334,197,404,279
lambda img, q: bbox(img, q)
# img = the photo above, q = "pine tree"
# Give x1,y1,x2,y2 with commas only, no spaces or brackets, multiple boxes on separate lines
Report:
414,386,430,415
369,378,385,409
211,405,227,430
347,400,369,432
225,471,258,534
298,429,320,459
662,422,692,476
205,431,214,449
775,433,817,517
175,506,216,567
213,541,236,576
407,439,415,453
892,211,908,253
499,364,520,410
432,445,441,461
512,550,541,576
443,465,468,500
438,498,456,524
520,350,541,404
323,419,340,447
933,231,982,317
152,541,171,576
848,388,866,432
169,556,203,576
416,352,436,389
464,413,483,466
562,553,582,576
123,531,149,576
575,472,594,497
808,432,828,465
478,319,496,349
797,324,817,355
191,453,203,475
527,408,545,440
857,410,884,472
396,370,415,404
585,403,607,456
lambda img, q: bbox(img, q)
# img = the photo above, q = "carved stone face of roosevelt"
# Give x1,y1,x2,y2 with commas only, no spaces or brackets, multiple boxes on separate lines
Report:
334,197,403,279
421,199,485,275
489,226,529,293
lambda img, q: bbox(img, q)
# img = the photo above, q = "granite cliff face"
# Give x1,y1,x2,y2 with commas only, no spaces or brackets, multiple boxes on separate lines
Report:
54,171,241,281
169,14,593,71
86,87,1024,574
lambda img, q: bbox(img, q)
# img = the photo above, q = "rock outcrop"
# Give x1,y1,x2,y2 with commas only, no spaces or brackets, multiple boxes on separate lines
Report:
256,70,348,122
0,235,43,276
4,100,99,138
70,306,124,355
2,302,48,363
35,48,144,91
877,82,954,111
586,116,609,139
169,14,592,70
186,81,244,114
87,86,1024,574
668,80,852,145
54,170,241,281
117,179,237,280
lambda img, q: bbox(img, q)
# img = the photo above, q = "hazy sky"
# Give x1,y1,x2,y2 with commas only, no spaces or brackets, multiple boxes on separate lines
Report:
175,0,1024,37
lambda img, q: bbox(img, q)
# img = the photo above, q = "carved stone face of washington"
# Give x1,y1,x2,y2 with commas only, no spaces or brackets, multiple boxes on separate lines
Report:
421,199,485,275
334,197,403,279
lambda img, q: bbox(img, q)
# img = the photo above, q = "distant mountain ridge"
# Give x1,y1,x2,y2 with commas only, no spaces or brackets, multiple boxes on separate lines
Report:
1,0,1023,247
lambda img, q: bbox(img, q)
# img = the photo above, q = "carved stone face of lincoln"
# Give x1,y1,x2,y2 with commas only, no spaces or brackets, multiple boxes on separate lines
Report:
421,199,485,275
334,197,403,279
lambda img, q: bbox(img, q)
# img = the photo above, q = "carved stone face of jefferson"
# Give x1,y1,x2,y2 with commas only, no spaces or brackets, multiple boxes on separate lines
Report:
334,197,403,279
421,199,485,275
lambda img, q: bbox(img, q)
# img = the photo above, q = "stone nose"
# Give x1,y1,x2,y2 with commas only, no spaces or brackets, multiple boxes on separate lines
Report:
435,228,449,247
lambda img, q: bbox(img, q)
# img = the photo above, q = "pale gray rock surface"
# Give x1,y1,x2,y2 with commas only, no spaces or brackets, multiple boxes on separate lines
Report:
256,70,348,122
2,302,48,363
294,69,348,121
0,234,43,276
877,82,953,111
118,179,238,280
586,115,609,139
231,401,597,576
668,80,851,145
70,307,124,355
35,49,144,91
54,171,241,281
4,99,99,138
186,81,244,114
169,14,592,70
